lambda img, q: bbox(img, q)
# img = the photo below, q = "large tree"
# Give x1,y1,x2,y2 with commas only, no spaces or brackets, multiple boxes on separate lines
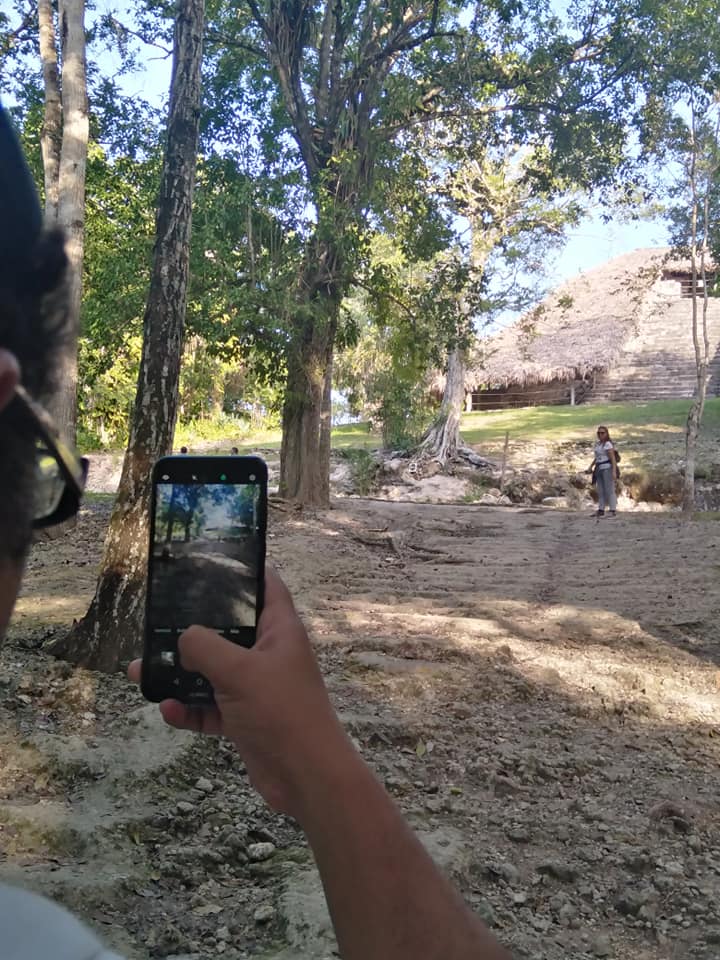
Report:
38,0,89,442
634,0,720,511
51,0,206,671
674,102,720,512
419,152,583,463
203,0,643,504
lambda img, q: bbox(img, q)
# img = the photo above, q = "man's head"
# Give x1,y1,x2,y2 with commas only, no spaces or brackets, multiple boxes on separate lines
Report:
0,107,69,631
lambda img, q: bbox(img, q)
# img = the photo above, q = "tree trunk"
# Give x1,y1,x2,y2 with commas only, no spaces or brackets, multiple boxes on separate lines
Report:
50,0,205,671
279,252,340,506
683,387,705,512
279,330,327,504
683,265,710,512
43,0,89,443
38,0,61,220
318,348,333,504
682,104,710,515
418,346,466,463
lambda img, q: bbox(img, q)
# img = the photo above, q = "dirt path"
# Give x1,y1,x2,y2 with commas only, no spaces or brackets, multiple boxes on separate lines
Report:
1,500,720,959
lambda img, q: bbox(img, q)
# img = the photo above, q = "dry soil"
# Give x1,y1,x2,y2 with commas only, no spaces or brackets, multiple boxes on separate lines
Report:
1,497,719,959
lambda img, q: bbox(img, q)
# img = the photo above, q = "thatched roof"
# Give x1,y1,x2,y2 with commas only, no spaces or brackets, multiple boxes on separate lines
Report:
463,247,672,390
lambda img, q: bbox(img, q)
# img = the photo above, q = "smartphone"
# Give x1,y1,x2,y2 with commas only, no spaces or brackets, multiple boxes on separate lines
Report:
141,454,268,705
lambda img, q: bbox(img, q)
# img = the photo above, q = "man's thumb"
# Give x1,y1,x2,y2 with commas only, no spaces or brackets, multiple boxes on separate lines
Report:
178,626,247,688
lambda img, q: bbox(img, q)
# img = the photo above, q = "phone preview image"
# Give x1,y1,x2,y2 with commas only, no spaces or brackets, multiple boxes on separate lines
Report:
145,478,262,699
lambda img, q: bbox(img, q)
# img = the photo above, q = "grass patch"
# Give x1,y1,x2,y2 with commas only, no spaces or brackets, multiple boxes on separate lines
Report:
459,398,720,446
206,421,379,454
83,491,117,505
78,399,720,471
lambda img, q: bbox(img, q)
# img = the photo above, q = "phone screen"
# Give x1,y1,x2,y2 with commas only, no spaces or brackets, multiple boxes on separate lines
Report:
143,456,267,703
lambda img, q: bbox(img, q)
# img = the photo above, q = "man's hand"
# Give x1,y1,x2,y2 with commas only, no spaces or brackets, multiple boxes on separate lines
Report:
128,567,350,817
130,568,510,960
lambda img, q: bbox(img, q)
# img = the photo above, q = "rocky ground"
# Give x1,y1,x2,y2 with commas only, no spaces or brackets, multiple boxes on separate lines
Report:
2,492,720,959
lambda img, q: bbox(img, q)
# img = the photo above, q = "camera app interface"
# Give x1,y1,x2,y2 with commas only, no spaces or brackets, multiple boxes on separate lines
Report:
148,481,261,672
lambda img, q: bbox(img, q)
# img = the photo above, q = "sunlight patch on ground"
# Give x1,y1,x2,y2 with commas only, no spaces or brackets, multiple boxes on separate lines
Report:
12,593,90,627
312,591,720,726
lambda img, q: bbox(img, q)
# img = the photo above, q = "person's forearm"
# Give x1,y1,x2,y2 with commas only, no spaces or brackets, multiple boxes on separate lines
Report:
293,736,510,960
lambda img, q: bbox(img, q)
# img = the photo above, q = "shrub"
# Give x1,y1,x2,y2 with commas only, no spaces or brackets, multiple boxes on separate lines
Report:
338,448,380,495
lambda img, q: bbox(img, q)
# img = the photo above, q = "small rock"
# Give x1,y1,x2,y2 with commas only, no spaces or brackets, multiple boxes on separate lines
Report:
176,801,195,814
624,853,651,874
559,903,577,926
590,934,612,957
615,892,642,917
491,773,526,797
216,926,229,942
541,496,568,508
505,825,531,843
247,841,276,862
537,861,577,883
253,904,276,924
638,903,657,921
195,777,214,793
650,799,696,833
192,903,223,917
473,899,496,927
485,860,520,885
451,702,474,719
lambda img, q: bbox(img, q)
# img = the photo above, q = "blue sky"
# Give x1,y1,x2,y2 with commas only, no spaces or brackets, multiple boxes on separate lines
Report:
550,212,666,283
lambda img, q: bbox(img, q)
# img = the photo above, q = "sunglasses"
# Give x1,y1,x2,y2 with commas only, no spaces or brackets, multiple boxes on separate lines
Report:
9,384,88,528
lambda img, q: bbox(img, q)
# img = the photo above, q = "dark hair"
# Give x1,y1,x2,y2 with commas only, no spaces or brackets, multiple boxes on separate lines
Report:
0,108,69,560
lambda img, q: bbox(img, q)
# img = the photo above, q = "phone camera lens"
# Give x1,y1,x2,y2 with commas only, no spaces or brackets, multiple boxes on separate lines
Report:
249,474,256,481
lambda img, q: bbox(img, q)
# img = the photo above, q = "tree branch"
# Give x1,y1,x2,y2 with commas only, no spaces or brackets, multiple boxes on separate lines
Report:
243,0,319,178
244,0,272,41
353,277,417,320
204,29,266,59
315,0,336,114
107,15,173,57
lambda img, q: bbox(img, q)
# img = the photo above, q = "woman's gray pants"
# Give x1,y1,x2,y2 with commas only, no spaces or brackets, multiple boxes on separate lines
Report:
596,468,617,511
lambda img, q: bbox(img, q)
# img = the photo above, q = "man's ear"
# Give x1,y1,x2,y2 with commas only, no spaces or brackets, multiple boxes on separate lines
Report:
0,349,20,414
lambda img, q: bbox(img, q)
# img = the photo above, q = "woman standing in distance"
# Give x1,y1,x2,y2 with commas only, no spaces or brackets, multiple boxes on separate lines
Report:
590,425,618,517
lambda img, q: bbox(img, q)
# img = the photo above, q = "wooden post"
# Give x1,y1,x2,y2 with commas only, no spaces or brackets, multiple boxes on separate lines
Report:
499,430,510,490
465,391,473,413
570,383,576,406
